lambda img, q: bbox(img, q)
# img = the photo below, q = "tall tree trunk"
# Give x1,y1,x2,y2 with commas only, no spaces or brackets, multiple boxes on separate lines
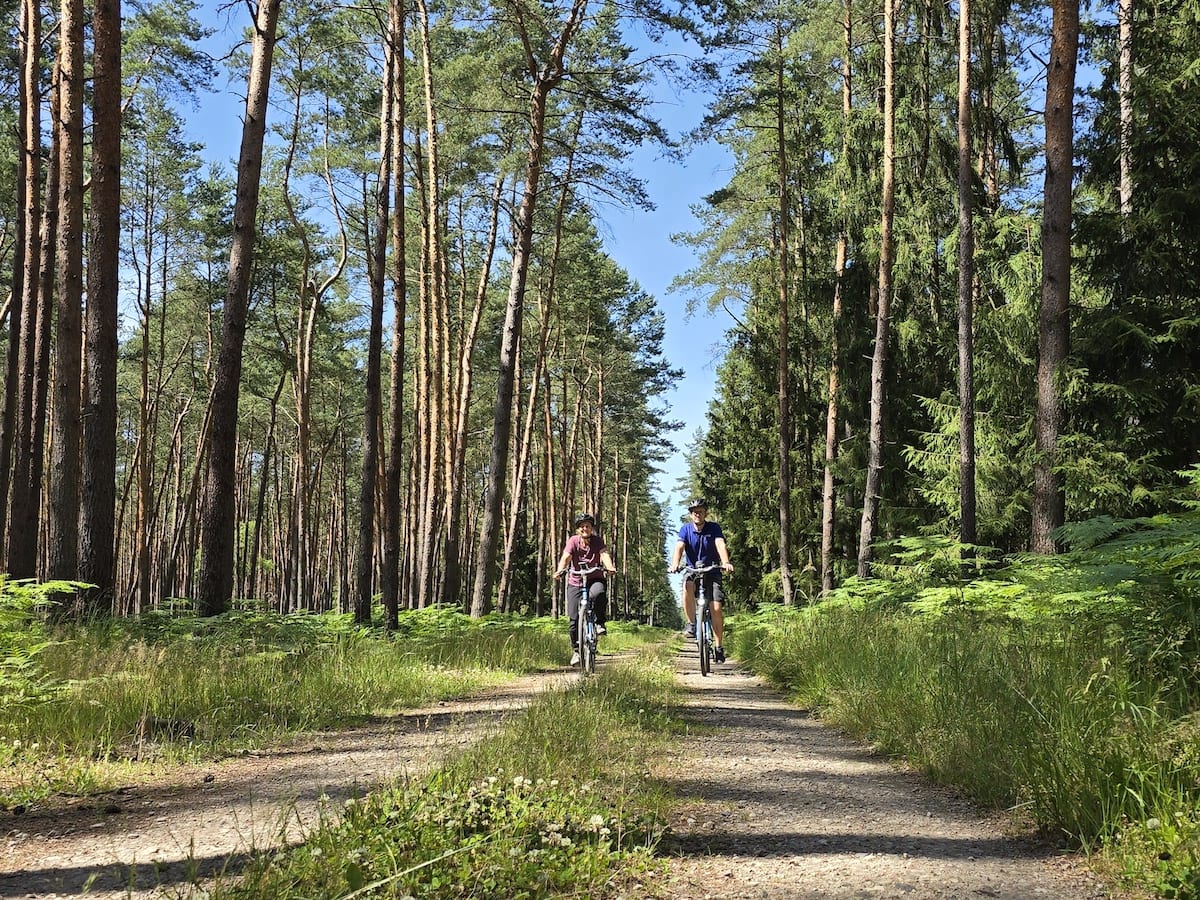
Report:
857,0,897,578
382,2,407,629
196,0,283,614
410,2,446,610
80,0,121,610
820,0,850,595
957,0,977,555
470,0,589,617
1118,0,1133,217
774,24,794,605
48,0,86,585
1031,0,1079,554
496,119,578,612
443,170,506,607
357,26,396,626
4,0,43,577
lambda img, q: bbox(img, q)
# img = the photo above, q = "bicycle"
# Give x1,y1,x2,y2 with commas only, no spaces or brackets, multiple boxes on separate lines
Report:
680,563,720,676
567,565,604,675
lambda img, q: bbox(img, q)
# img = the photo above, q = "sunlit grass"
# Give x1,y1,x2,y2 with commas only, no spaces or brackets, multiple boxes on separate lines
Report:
211,652,678,899
0,604,677,809
0,607,578,806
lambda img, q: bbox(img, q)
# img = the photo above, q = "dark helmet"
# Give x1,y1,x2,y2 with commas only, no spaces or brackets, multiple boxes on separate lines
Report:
686,497,708,512
573,512,596,529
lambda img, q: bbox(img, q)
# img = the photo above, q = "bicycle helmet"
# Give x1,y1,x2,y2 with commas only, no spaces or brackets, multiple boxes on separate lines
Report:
686,497,708,512
573,512,596,529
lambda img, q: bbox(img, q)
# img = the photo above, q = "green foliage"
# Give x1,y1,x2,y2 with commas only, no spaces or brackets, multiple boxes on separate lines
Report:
732,602,1196,840
0,579,81,709
1110,804,1200,898
213,657,676,899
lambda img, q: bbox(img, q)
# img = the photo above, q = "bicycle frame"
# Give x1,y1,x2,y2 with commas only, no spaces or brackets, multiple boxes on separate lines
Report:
682,564,719,676
569,565,603,674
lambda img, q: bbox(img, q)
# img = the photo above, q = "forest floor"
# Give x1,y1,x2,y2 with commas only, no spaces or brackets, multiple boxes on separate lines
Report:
1,645,1119,899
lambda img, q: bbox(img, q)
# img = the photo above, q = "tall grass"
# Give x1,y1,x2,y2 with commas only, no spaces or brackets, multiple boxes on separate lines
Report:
213,651,678,899
0,596,673,807
0,604,601,805
9,608,564,755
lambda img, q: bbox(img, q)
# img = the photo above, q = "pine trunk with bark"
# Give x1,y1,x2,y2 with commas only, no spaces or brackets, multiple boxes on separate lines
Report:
857,0,897,577
48,0,85,585
356,28,396,625
957,0,977,554
774,27,794,605
820,0,851,595
4,0,43,577
381,2,407,629
470,0,589,617
1031,0,1079,554
80,0,122,610
196,0,283,615
1118,0,1133,216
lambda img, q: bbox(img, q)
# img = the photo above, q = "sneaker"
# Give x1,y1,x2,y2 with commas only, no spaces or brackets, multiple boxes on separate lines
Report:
595,624,606,635
570,651,581,666
714,646,725,663
683,622,696,638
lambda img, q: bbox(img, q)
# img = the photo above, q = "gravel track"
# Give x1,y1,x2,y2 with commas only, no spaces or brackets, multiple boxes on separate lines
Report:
0,671,572,899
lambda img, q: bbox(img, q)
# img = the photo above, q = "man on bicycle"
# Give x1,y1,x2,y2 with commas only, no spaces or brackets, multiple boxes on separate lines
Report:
668,498,734,662
553,513,617,666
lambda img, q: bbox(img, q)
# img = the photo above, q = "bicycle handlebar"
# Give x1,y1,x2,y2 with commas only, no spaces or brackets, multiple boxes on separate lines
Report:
677,563,721,575
570,565,605,576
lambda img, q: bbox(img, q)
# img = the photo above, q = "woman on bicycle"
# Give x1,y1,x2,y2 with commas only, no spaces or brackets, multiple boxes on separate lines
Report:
668,498,734,662
553,513,617,666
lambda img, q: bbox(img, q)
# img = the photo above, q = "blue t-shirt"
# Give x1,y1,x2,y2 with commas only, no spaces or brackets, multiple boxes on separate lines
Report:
677,521,724,567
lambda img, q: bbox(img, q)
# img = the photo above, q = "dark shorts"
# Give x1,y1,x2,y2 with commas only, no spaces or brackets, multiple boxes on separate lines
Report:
686,569,725,606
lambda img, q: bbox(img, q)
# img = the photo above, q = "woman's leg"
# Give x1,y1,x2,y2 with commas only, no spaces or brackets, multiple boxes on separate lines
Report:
566,583,583,649
589,579,608,627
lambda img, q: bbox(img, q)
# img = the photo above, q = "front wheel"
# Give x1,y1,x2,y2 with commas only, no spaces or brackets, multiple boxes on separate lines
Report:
578,606,595,674
698,609,711,677
584,625,597,674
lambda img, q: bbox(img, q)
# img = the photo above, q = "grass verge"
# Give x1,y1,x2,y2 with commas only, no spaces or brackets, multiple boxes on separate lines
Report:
210,648,678,899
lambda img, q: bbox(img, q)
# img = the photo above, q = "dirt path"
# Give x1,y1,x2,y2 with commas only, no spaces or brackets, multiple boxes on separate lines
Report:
0,670,573,899
2,648,1111,899
654,646,1109,899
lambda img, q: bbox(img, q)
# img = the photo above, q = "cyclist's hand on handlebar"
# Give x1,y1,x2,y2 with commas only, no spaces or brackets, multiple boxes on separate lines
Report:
605,567,617,576
722,562,734,573
553,568,565,580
